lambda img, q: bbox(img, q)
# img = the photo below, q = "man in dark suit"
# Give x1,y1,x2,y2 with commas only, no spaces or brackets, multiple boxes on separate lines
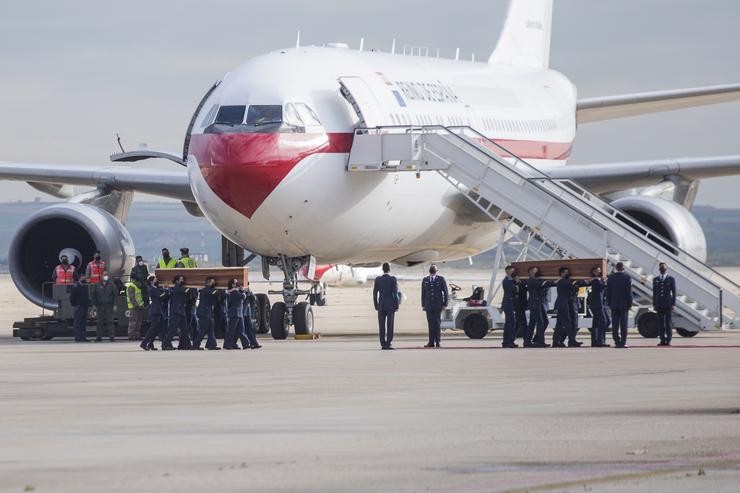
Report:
373,262,400,350
513,273,528,341
501,265,518,348
69,274,90,342
421,264,448,348
553,267,573,347
526,266,554,347
141,275,168,351
607,262,633,348
588,266,610,347
653,262,676,346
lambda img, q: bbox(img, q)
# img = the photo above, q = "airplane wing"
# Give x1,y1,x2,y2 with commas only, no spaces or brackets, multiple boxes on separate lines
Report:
547,155,740,194
0,162,193,202
576,83,740,123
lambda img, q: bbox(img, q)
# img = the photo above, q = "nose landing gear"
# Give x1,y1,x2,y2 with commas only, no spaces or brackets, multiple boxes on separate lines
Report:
265,255,315,339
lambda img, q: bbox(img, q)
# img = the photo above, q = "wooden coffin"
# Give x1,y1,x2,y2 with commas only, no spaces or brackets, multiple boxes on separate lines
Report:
153,267,249,288
510,258,607,280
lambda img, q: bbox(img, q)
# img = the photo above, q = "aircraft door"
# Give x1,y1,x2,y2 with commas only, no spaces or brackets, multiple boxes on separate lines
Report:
338,77,386,128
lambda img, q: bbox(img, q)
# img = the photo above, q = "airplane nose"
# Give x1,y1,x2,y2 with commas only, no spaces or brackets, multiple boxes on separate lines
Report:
189,132,348,218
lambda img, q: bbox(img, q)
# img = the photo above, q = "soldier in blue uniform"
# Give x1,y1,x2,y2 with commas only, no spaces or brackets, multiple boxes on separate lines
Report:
653,262,676,346
141,275,169,350
421,264,448,348
513,273,528,341
607,262,633,348
193,277,221,350
162,275,189,350
501,265,518,348
242,282,261,349
588,266,610,347
525,266,555,347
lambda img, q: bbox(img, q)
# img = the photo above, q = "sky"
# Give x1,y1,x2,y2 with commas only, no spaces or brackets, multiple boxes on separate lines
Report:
1,0,740,206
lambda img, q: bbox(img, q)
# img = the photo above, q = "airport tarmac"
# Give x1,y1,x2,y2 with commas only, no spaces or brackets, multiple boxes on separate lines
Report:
1,273,740,492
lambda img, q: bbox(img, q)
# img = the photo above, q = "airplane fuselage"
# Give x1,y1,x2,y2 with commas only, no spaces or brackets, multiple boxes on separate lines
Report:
187,46,577,265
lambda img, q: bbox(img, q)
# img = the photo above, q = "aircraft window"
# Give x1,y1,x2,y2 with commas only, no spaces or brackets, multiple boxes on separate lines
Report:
284,103,304,127
247,105,282,126
200,104,218,128
295,103,322,126
215,105,246,125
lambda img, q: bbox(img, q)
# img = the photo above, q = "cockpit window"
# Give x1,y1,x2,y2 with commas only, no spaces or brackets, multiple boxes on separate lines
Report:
295,103,321,126
199,104,219,128
246,105,283,126
215,105,246,125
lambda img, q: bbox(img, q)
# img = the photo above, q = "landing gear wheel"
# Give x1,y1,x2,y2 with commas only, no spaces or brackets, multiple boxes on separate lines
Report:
637,312,659,338
270,302,289,340
255,294,271,334
463,313,488,339
676,328,698,338
294,302,314,335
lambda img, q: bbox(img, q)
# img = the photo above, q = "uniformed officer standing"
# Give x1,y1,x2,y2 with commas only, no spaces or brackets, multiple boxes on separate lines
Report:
91,270,116,342
653,262,676,346
193,277,221,350
501,265,518,348
421,264,448,348
588,266,610,347
607,262,633,348
513,273,528,341
373,262,400,350
141,275,168,351
69,274,90,342
525,266,555,347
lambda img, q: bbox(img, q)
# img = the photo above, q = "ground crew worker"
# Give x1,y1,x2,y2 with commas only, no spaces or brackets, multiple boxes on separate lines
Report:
69,274,90,342
501,265,518,348
588,266,609,347
52,254,76,285
85,251,105,284
141,276,168,351
176,247,198,268
157,248,177,269
125,278,146,340
130,255,151,305
653,262,676,346
91,270,116,342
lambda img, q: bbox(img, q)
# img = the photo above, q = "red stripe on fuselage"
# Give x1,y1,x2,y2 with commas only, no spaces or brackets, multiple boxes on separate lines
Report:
191,131,572,219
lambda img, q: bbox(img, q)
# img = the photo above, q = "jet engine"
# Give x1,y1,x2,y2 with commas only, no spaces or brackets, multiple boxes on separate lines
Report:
611,196,707,261
8,203,136,309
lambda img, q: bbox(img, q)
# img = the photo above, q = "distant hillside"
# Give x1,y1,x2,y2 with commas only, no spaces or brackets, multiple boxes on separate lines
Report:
0,201,737,268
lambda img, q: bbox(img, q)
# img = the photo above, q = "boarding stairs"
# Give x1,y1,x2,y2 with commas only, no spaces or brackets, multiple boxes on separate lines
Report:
347,126,740,332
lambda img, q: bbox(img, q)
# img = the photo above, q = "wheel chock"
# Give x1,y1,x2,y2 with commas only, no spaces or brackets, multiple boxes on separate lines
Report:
294,333,320,340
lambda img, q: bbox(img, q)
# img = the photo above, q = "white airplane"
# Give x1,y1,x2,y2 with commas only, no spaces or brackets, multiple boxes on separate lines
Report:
2,0,740,338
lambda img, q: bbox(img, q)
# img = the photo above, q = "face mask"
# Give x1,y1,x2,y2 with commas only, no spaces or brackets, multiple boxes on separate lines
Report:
659,268,667,274
61,258,68,265
138,261,144,266
565,273,571,279
103,276,109,281
94,255,101,261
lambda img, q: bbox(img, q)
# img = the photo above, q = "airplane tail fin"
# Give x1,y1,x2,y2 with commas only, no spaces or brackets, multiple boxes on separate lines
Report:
489,0,553,69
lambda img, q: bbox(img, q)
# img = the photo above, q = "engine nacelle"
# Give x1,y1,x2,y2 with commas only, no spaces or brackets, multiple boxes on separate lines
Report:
611,196,707,261
8,203,136,309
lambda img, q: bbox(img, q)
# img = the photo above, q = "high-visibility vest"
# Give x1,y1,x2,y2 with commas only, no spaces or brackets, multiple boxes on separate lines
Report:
157,257,177,269
178,256,198,268
54,264,76,285
125,282,144,309
87,260,106,284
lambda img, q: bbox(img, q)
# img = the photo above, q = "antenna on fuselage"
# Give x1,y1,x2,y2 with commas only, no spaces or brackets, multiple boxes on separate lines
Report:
455,47,460,61
295,30,301,49
359,37,364,51
391,38,396,54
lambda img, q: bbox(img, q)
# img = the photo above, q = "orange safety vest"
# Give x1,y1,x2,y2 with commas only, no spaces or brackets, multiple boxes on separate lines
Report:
87,260,106,284
54,264,76,285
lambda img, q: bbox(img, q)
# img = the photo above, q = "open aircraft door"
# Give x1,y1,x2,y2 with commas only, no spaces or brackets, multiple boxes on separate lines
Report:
338,77,386,128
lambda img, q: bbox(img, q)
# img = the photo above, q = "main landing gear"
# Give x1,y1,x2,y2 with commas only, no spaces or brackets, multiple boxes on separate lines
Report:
264,255,315,340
